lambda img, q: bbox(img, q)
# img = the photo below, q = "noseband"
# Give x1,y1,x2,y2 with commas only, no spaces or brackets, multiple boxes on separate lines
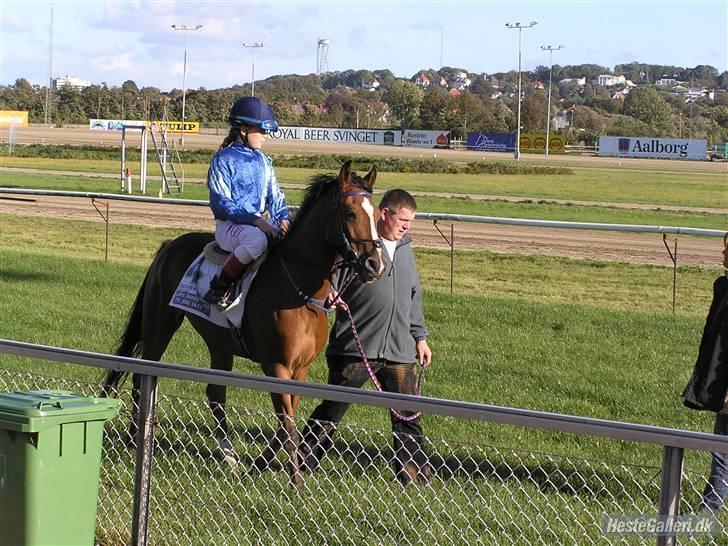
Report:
331,189,383,272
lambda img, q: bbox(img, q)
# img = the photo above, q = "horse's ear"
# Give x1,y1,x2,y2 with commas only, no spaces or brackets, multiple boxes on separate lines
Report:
339,160,353,186
363,165,377,188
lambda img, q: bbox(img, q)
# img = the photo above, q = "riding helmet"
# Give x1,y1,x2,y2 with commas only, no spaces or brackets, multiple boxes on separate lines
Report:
228,96,279,132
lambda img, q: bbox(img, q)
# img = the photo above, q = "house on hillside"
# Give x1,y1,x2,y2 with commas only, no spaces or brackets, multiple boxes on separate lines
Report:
558,77,586,87
532,80,545,90
362,78,380,92
656,77,678,86
450,71,472,91
448,88,462,97
414,74,431,88
594,74,626,87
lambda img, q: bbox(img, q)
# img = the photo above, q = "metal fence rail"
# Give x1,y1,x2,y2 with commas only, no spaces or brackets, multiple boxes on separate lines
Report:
1,339,727,545
1,188,725,238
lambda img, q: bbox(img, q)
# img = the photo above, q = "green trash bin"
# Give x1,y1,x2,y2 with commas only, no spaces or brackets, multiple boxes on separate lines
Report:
0,390,120,546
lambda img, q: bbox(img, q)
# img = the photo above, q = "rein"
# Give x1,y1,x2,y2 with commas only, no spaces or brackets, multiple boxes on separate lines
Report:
274,247,332,314
334,296,426,422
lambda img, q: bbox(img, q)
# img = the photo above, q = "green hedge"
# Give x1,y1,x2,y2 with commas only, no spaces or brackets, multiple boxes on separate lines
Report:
1,145,573,175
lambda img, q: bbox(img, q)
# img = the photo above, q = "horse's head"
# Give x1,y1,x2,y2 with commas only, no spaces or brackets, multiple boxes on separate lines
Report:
331,160,384,283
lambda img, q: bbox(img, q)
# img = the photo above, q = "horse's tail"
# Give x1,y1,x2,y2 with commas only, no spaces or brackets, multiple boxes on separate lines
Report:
103,241,169,394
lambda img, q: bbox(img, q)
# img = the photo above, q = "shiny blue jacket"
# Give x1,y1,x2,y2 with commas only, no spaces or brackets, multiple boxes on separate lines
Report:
207,140,289,227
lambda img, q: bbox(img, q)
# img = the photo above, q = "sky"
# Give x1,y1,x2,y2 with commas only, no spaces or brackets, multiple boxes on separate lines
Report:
1,0,726,91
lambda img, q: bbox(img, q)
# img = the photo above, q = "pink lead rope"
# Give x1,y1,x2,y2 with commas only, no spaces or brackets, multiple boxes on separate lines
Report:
334,297,426,422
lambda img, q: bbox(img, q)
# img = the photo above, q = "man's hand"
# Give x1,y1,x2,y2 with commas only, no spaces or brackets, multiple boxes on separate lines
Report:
416,339,432,367
324,290,340,310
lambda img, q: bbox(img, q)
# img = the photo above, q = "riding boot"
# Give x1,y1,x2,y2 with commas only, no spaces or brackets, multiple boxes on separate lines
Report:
202,254,247,309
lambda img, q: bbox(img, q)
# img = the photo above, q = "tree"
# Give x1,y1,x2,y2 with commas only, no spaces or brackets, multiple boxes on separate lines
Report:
382,79,423,129
622,86,675,135
419,87,451,129
521,92,546,132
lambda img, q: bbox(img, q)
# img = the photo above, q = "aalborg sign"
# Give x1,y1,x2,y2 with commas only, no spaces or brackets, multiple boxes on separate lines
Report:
270,126,402,146
599,136,707,160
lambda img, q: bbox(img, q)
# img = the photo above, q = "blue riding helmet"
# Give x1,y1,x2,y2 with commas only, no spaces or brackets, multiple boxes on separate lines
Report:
229,96,279,133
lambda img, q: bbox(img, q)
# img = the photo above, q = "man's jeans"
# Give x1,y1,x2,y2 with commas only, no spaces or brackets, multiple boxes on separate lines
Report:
701,412,728,511
301,356,429,483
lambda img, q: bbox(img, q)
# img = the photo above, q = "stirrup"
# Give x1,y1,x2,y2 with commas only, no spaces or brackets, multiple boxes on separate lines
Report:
202,285,227,305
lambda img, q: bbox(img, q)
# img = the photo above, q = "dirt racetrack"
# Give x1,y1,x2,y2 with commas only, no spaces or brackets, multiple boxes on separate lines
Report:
1,194,723,268
1,125,725,268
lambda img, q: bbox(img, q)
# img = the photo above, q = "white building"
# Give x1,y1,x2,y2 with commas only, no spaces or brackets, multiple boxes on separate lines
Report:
53,75,92,90
595,74,626,87
656,78,678,86
558,77,586,87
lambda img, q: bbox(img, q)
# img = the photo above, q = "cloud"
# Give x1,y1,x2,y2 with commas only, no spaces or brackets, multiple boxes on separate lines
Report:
1,12,33,33
90,51,142,74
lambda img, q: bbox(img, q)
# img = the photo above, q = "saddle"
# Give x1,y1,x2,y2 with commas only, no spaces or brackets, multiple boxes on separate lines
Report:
202,241,231,266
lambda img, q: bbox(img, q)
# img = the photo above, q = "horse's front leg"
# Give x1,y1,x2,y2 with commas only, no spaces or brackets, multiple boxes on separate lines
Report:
255,360,304,487
254,392,302,488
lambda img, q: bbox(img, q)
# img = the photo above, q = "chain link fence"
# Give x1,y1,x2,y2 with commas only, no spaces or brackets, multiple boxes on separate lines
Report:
1,367,726,545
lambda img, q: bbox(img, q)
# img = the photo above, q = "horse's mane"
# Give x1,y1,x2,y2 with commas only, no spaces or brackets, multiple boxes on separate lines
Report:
282,170,371,241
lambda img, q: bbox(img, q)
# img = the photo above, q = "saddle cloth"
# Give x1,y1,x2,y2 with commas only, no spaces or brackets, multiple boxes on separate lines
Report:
169,244,264,328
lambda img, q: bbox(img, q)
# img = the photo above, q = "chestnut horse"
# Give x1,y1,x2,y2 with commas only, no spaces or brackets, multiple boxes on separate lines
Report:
104,161,383,487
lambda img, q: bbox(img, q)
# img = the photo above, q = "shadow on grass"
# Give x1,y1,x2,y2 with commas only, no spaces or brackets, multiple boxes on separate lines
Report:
102,396,654,504
1,269,57,282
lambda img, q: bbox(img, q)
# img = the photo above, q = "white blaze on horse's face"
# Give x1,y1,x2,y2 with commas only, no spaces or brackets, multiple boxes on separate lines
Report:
362,196,384,275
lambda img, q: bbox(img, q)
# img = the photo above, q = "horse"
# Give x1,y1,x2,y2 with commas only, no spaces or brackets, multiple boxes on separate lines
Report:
103,161,384,487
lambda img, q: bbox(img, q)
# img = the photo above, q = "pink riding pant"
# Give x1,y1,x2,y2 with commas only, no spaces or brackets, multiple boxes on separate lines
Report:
215,220,268,264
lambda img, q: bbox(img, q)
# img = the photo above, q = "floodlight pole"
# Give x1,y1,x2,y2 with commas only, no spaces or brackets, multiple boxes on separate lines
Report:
243,42,264,97
506,21,537,160
541,45,564,156
172,24,202,147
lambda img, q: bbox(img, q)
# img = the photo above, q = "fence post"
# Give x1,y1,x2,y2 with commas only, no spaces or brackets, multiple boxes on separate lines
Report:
656,445,684,546
132,374,158,546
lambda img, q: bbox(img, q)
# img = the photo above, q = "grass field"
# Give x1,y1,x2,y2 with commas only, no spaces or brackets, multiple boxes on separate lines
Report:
2,155,727,209
0,213,721,448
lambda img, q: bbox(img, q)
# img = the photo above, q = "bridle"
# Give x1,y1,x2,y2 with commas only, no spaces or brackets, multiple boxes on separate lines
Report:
330,189,383,273
274,186,383,314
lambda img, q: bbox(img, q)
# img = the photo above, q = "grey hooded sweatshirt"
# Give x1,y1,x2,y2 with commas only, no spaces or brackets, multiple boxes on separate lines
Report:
327,234,428,363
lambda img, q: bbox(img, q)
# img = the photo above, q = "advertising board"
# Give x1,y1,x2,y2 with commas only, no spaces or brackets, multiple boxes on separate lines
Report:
150,121,200,134
0,110,29,127
403,130,450,148
89,119,145,131
466,132,515,153
519,133,565,154
599,136,707,160
89,119,200,133
270,126,402,146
